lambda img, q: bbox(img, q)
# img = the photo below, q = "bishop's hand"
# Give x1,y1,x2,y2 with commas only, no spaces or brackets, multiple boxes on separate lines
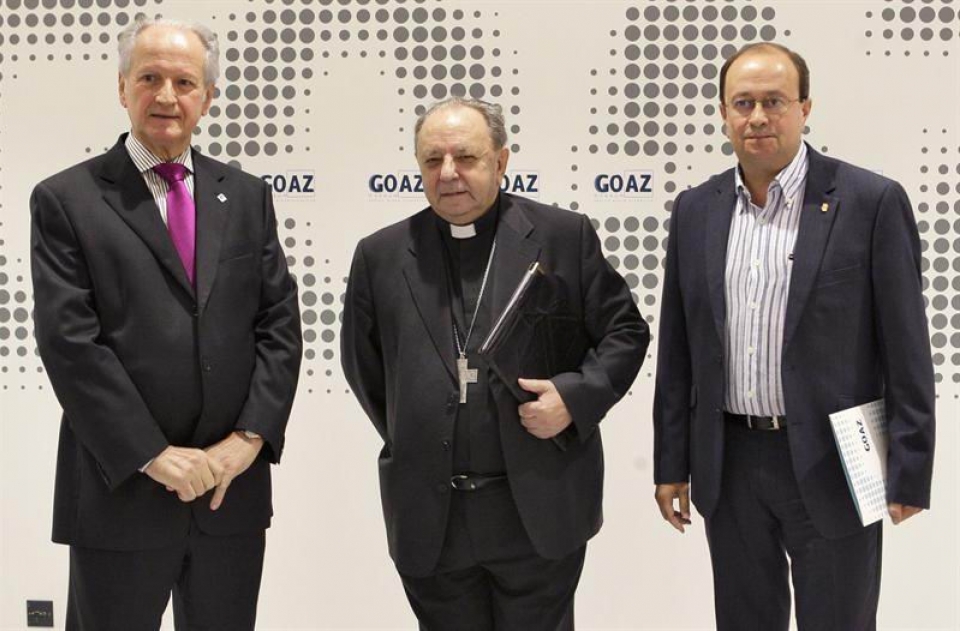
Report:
517,378,573,439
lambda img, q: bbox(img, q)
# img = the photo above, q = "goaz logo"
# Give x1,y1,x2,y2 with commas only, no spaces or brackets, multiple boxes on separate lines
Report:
369,171,424,199
856,419,871,452
594,171,654,198
501,171,540,198
368,171,541,199
261,171,316,198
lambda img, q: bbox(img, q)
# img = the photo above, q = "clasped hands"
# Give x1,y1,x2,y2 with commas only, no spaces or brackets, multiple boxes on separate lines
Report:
144,431,262,511
654,482,924,533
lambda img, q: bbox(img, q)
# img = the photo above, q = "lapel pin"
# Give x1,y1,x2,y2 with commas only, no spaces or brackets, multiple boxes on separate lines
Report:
820,202,829,213
217,193,227,203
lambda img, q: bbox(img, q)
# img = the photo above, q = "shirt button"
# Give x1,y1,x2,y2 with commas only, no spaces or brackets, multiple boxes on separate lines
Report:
441,440,451,451
747,390,755,399
752,260,761,268
747,346,755,355
759,218,767,225
750,302,759,309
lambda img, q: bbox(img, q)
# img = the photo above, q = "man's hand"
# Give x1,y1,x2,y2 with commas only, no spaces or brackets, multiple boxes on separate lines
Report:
655,482,692,533
888,502,924,525
204,432,264,511
517,378,573,439
145,446,223,502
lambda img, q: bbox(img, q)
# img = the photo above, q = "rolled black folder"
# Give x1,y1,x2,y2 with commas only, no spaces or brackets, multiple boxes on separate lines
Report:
479,262,591,451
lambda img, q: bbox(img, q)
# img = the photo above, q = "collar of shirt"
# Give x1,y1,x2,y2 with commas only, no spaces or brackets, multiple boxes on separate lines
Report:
734,141,809,216
435,194,501,243
124,132,194,175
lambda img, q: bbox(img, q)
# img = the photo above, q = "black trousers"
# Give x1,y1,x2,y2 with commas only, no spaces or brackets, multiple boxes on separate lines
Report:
400,481,586,631
705,422,881,631
66,517,265,631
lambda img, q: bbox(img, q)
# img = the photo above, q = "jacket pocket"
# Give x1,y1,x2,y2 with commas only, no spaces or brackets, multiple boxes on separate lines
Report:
219,243,256,263
816,263,861,288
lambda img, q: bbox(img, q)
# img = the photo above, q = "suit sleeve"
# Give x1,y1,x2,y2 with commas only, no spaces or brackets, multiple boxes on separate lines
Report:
31,182,169,490
234,183,303,463
871,181,936,508
652,191,692,484
551,214,650,441
340,239,389,441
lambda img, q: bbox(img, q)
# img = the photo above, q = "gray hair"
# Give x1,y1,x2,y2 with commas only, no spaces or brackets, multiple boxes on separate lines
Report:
118,17,220,86
414,97,508,152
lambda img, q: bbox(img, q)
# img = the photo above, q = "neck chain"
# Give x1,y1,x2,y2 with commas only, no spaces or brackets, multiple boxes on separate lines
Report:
453,238,497,358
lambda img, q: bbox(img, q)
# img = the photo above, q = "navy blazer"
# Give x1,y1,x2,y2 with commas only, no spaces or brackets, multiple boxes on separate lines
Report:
31,136,302,550
342,193,649,576
653,145,936,539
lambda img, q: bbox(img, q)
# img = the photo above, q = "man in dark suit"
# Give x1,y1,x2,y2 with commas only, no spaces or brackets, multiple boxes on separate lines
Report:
653,42,935,630
30,18,301,631
341,97,648,630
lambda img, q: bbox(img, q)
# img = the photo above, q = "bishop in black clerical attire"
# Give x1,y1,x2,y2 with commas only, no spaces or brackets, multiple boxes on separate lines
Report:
341,97,649,630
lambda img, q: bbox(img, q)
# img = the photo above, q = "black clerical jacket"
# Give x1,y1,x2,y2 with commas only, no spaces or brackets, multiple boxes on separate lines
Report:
341,193,649,577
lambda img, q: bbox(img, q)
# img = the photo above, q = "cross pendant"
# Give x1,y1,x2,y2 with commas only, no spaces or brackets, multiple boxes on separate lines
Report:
456,356,478,404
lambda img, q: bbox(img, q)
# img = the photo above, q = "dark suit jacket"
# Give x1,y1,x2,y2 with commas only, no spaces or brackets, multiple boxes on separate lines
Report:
31,135,302,551
341,193,649,577
654,145,936,539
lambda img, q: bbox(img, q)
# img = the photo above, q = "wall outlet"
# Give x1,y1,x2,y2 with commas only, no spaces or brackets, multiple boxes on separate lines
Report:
26,600,54,628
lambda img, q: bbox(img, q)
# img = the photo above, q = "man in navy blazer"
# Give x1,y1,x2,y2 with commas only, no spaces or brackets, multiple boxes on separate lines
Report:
30,18,301,630
653,43,935,630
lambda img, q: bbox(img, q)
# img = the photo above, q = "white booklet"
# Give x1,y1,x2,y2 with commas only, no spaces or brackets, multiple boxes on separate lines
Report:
828,399,889,526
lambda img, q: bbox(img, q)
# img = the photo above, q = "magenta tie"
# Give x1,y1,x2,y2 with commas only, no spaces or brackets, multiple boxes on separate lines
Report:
153,163,196,286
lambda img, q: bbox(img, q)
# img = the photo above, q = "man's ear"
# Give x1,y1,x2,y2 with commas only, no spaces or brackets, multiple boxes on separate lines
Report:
201,83,215,116
800,97,812,123
496,146,510,178
118,73,128,108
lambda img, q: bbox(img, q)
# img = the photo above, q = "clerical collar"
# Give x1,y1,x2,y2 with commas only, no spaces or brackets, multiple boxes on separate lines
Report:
436,197,500,240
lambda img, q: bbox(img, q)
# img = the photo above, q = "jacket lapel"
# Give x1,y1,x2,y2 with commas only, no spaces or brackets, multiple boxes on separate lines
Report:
706,171,737,344
489,195,540,320
99,139,195,298
403,210,457,383
782,149,840,352
193,153,228,316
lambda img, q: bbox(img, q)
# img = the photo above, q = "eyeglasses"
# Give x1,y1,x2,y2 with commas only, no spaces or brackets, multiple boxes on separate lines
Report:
727,96,804,118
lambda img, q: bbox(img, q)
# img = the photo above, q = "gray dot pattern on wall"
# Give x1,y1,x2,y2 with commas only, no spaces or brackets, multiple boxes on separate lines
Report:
0,255,43,384
195,0,523,166
865,1,958,57
914,128,960,385
0,0,156,66
591,214,669,312
280,217,343,390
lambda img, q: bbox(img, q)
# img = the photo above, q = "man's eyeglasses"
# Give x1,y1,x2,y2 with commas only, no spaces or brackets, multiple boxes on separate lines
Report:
727,97,804,118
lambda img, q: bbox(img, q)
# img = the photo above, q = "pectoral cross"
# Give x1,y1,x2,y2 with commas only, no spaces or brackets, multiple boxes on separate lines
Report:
457,354,478,403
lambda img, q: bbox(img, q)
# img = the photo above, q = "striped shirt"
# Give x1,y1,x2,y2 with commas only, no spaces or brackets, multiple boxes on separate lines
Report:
124,133,195,226
723,142,809,416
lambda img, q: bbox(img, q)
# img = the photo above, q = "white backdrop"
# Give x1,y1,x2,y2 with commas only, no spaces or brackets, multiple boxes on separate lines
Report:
0,0,958,629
